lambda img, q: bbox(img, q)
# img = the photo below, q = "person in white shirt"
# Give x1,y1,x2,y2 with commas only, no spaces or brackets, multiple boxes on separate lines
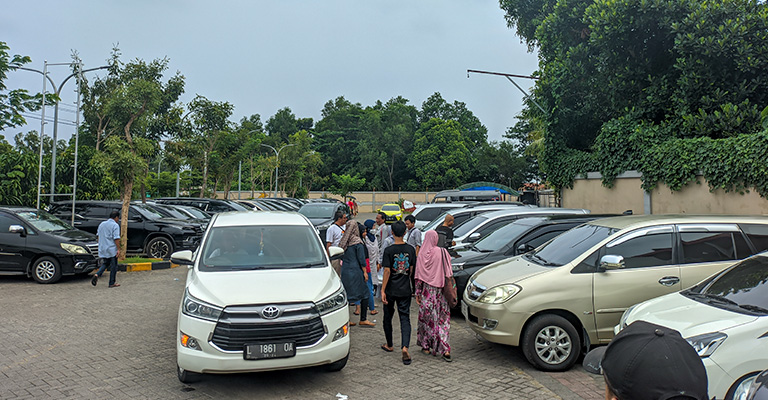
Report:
326,211,347,276
404,214,423,256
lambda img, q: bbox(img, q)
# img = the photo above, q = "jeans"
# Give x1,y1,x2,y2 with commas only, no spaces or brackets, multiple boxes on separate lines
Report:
96,256,117,286
383,295,411,349
366,277,376,311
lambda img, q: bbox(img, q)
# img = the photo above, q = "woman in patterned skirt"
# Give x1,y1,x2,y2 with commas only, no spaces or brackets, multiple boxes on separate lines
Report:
414,229,452,362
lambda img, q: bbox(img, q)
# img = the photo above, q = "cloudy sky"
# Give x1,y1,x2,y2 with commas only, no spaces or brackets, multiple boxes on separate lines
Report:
2,0,539,143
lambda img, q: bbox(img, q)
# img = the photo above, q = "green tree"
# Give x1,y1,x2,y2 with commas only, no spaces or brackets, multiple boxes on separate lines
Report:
408,119,473,190
0,41,45,130
329,173,365,200
418,92,488,150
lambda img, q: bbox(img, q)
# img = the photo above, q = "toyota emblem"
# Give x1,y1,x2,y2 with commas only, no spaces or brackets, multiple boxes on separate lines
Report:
261,306,280,319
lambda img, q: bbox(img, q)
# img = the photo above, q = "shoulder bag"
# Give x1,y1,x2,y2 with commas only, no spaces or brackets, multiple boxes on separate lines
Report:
440,250,458,308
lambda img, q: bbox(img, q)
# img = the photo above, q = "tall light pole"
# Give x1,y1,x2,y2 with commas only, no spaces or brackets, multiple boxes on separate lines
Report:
260,143,294,197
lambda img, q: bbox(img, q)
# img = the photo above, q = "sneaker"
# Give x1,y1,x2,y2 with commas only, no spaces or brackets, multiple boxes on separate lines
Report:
91,275,99,286
108,283,120,288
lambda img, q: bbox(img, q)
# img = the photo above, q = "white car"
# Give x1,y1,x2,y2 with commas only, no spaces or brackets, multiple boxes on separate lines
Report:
617,252,768,400
172,211,350,383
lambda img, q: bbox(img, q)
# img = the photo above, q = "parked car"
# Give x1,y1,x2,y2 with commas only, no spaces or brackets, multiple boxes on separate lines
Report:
410,203,468,230
461,214,768,372
172,211,350,383
452,215,611,301
139,202,209,229
617,252,768,400
431,189,502,203
0,206,98,283
420,203,530,233
449,207,590,248
49,201,203,259
297,202,351,240
170,205,212,221
155,197,250,214
377,203,403,224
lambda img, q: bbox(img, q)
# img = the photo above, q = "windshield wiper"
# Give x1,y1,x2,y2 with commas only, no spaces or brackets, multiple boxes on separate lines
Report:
689,292,738,306
527,252,553,266
738,304,768,314
295,262,325,269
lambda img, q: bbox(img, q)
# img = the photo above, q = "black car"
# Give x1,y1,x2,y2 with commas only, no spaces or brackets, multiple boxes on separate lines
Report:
297,202,351,240
49,201,203,259
0,206,98,284
451,214,613,302
155,197,249,214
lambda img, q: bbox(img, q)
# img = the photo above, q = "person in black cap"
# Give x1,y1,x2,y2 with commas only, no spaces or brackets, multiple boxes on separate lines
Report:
583,320,709,400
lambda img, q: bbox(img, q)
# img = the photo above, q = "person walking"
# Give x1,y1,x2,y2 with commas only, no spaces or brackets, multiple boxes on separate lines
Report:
404,215,423,256
414,230,453,361
91,210,121,288
338,220,375,327
362,220,379,316
380,221,417,365
435,214,455,249
326,210,347,276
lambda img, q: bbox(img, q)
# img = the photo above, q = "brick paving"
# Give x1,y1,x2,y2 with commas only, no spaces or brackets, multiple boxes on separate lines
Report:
0,258,603,400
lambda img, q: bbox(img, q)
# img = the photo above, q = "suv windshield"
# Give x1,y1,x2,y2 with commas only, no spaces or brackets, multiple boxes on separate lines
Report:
526,223,616,267
684,254,768,315
381,205,400,211
298,205,335,219
17,210,73,232
201,225,325,270
474,220,535,252
133,204,165,220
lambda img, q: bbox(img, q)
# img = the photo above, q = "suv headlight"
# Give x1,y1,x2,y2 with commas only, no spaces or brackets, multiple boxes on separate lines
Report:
618,304,638,330
685,332,727,357
316,287,347,315
477,284,521,304
182,289,223,322
452,262,465,272
61,243,89,254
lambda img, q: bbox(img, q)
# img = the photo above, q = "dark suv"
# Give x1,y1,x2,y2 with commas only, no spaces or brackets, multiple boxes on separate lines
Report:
49,201,203,259
0,206,98,283
155,197,249,214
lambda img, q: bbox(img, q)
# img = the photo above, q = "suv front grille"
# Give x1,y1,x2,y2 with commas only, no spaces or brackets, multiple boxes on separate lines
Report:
467,280,487,301
85,243,98,258
210,303,326,352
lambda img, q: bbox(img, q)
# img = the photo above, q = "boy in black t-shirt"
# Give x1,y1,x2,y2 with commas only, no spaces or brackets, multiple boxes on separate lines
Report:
380,221,417,365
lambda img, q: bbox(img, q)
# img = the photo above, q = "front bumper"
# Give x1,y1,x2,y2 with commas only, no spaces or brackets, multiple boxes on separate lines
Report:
384,214,402,224
177,307,350,374
61,254,98,275
462,298,532,346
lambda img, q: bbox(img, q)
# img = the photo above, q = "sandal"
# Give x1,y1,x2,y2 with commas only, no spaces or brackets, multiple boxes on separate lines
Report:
370,310,379,315
359,320,375,327
421,349,431,355
349,322,356,326
380,344,393,353
402,350,412,365
442,353,452,362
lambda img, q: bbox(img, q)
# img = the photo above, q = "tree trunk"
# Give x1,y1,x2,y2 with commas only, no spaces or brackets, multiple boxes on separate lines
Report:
119,178,133,261
200,151,208,198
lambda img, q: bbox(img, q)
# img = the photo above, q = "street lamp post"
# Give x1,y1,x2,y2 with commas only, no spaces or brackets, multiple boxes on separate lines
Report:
260,143,295,197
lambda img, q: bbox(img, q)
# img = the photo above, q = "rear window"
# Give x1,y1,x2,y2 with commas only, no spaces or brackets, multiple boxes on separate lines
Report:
381,205,400,211
680,231,748,264
742,224,768,253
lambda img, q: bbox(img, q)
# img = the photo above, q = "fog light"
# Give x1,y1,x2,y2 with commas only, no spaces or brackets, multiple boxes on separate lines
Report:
180,332,202,351
332,323,349,342
482,319,498,330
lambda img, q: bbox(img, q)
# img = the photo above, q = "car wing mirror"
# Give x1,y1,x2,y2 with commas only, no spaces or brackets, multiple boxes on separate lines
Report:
9,224,26,237
516,243,532,255
170,250,194,266
600,254,625,271
328,246,344,261
467,233,481,243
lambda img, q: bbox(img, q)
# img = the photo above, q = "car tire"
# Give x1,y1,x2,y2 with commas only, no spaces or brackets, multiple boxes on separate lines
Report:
522,314,581,372
146,236,173,259
31,256,62,284
177,364,202,383
324,354,349,372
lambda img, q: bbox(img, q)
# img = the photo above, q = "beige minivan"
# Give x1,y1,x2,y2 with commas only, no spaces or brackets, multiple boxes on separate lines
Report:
461,215,768,371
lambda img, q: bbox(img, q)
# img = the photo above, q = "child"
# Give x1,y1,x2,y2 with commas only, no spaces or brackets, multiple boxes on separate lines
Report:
380,221,417,365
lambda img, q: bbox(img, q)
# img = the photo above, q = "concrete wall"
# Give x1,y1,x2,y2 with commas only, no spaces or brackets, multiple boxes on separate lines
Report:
562,171,768,215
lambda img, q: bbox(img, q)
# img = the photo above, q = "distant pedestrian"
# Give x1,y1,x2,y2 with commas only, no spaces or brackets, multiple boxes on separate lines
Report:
435,214,455,249
92,210,121,288
326,210,347,276
380,221,417,365
404,215,422,256
583,320,709,400
361,221,379,316
338,220,375,327
415,230,452,361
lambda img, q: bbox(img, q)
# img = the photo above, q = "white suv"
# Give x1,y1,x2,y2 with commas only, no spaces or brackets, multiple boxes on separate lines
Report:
172,211,350,383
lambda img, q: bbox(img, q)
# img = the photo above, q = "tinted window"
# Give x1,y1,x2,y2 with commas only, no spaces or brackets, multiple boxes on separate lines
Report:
16,210,73,232
742,224,768,253
414,208,442,222
84,206,109,218
474,221,533,252
299,205,335,219
454,216,488,237
207,202,232,213
696,255,768,312
452,214,473,228
680,231,738,264
475,219,514,238
529,224,616,267
521,229,566,251
0,213,19,232
605,233,673,269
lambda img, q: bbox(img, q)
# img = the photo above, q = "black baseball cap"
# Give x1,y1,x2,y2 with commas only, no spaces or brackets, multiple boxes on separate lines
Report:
583,320,709,400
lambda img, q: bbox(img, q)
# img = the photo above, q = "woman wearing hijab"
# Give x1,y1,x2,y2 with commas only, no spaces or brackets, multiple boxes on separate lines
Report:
339,220,375,327
414,229,453,361
362,220,380,316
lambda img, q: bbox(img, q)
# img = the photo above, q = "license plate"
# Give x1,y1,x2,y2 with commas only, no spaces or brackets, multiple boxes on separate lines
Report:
244,342,296,360
461,300,468,319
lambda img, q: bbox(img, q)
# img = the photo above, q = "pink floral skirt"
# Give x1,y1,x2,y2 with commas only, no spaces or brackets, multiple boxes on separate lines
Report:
416,279,451,355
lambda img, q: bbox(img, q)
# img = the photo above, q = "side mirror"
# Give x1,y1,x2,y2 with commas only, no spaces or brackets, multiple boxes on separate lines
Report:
9,224,26,237
600,254,625,270
131,216,143,222
516,243,532,255
328,246,344,261
467,232,481,243
170,250,194,266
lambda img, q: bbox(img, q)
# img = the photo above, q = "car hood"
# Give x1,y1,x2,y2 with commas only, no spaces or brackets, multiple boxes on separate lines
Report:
49,229,97,242
470,255,551,287
453,248,491,265
381,210,401,216
187,266,339,307
307,218,333,227
626,292,758,337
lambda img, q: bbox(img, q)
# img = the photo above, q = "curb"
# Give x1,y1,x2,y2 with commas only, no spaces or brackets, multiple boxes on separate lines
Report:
118,260,180,272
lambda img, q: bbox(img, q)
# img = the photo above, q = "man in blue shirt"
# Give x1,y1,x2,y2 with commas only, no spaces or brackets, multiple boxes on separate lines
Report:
92,210,121,288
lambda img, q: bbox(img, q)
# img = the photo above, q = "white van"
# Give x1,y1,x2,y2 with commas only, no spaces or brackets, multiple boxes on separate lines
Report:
172,211,350,383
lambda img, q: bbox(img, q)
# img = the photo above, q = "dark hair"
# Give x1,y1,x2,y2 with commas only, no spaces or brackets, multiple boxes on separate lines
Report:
358,223,367,239
109,210,120,219
404,214,416,224
391,221,406,237
333,210,345,222
377,211,387,220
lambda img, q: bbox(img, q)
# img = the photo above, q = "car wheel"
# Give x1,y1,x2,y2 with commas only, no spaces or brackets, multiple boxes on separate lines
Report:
522,314,581,372
32,256,62,284
147,237,173,259
177,364,202,383
324,354,349,372
725,372,759,400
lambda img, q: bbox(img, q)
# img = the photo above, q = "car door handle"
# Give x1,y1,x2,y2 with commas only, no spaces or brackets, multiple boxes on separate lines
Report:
73,221,82,225
658,276,680,286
